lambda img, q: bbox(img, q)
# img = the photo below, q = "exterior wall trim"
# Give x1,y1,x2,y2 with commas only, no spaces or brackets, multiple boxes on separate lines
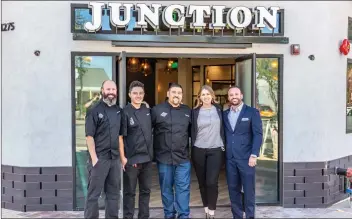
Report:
73,33,289,45
1,165,73,212
283,155,352,208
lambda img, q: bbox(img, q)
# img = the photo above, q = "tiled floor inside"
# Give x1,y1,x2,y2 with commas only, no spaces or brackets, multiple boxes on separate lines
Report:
2,205,352,218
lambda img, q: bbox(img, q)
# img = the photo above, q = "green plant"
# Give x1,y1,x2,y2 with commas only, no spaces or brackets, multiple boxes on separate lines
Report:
256,58,279,112
75,56,91,117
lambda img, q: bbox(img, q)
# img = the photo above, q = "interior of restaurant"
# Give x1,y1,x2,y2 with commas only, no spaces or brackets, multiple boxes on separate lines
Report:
74,55,280,209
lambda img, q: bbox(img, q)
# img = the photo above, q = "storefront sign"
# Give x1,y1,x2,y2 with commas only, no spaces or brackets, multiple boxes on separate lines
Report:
1,22,15,32
84,2,279,33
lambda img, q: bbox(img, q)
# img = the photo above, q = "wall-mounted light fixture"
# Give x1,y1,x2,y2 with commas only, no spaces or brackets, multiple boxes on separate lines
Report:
339,39,350,55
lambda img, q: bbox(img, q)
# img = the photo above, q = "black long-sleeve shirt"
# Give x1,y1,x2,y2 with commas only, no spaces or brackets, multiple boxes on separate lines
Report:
151,101,191,165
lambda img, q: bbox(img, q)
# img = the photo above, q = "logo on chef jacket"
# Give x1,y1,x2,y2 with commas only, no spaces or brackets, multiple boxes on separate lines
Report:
130,117,135,125
161,112,168,117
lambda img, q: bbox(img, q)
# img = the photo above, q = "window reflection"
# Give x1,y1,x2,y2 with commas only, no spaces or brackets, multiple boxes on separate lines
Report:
74,56,113,209
347,60,352,133
260,13,281,34
348,18,352,41
255,58,279,203
256,58,279,160
75,9,112,31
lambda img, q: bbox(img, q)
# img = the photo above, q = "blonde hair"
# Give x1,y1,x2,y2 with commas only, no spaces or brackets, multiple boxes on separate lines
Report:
194,85,219,108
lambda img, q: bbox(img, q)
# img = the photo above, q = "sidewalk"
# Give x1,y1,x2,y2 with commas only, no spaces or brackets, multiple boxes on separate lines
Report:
2,206,352,218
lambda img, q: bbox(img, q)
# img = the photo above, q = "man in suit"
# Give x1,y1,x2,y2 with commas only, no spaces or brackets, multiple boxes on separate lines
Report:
223,86,263,219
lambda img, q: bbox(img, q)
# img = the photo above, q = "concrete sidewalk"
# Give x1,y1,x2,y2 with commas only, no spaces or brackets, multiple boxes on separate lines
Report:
2,206,352,218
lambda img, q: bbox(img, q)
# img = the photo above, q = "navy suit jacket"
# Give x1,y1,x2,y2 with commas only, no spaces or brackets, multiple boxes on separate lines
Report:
223,104,263,160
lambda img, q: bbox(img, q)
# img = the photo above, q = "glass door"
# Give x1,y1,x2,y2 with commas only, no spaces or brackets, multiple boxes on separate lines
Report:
235,53,256,107
235,54,281,204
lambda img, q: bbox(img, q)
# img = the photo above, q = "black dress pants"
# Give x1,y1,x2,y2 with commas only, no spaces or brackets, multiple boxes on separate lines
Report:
191,146,224,210
84,159,121,219
123,162,152,219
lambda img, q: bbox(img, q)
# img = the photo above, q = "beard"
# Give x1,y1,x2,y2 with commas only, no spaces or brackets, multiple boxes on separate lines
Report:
170,96,180,105
230,98,242,106
102,93,117,106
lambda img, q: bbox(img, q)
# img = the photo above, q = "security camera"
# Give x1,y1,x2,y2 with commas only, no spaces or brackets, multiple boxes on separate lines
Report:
308,55,315,61
34,50,40,56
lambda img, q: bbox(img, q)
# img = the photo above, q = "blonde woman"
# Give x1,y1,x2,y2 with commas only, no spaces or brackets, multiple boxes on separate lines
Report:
190,85,225,219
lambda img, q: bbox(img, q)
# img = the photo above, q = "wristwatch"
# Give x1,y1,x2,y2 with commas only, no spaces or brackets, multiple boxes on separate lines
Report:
250,154,257,158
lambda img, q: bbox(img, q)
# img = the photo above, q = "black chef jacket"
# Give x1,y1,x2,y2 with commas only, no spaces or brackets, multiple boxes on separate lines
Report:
85,100,122,160
151,101,191,165
121,103,153,165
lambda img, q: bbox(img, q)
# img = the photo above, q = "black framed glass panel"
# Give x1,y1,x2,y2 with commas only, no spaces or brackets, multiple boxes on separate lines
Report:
347,59,352,133
348,17,352,41
255,57,280,203
74,55,114,209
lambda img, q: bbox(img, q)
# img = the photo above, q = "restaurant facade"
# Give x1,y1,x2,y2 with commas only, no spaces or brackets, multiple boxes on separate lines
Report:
2,0,352,212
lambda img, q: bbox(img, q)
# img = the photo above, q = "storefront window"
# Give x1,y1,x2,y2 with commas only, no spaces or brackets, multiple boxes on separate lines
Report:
347,59,352,133
348,17,352,41
74,55,113,209
255,58,279,203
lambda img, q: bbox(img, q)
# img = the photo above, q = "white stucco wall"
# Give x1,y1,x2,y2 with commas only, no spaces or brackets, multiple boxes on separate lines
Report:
0,0,2,168
2,1,352,166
